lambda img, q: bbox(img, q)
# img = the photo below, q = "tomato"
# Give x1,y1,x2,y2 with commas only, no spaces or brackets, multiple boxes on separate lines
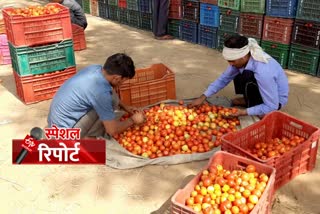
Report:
245,165,256,173
203,177,212,187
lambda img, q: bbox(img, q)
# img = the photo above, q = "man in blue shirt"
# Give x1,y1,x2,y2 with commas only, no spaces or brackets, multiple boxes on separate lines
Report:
48,53,145,138
51,0,88,29
189,35,289,117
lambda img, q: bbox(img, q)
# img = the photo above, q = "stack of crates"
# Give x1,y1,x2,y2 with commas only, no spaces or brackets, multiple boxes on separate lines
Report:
98,0,109,19
180,0,200,43
261,0,297,68
0,18,11,65
139,0,153,31
217,0,241,50
288,0,320,76
108,0,119,22
198,1,219,48
168,0,182,38
2,3,77,104
239,0,265,44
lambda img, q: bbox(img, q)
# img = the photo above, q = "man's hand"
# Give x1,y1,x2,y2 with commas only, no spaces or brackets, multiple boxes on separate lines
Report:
123,105,140,115
130,112,146,125
229,108,248,117
188,95,207,108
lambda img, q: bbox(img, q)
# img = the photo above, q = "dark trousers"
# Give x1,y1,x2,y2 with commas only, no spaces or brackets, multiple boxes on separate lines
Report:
153,0,170,37
233,70,264,108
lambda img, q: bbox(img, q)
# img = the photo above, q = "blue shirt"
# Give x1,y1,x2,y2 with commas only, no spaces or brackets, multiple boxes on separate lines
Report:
203,56,289,116
47,65,115,128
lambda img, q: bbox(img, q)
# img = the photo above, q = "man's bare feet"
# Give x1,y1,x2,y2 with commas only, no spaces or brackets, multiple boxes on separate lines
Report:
154,35,174,40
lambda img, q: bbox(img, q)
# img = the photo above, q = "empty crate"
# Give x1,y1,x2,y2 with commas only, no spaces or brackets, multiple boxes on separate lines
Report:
261,40,290,68
198,25,218,48
263,16,294,44
239,13,264,39
200,3,220,27
219,8,240,32
291,19,320,49
266,0,298,18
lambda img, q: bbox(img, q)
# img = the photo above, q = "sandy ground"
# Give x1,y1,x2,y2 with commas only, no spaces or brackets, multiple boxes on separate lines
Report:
0,0,320,213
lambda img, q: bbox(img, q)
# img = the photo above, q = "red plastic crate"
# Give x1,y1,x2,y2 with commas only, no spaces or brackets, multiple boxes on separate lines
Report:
116,63,176,107
118,0,127,8
292,19,320,49
169,0,182,19
200,0,218,4
72,24,87,51
14,67,77,104
0,19,5,34
2,3,72,47
263,16,294,45
221,111,320,190
90,0,99,16
239,13,264,38
171,151,276,214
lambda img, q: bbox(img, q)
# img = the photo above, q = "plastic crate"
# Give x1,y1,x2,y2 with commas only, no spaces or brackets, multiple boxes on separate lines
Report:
128,10,141,28
182,0,200,23
262,16,294,45
119,8,129,24
266,0,298,18
219,8,240,32
98,1,109,19
2,3,72,47
75,0,83,8
288,44,320,76
90,0,99,16
171,151,276,214
127,0,139,11
261,40,290,68
108,0,118,6
198,25,218,48
180,20,198,43
118,0,127,8
140,12,152,31
83,0,91,14
168,19,181,38
108,5,119,21
239,13,264,39
297,0,320,22
14,67,77,104
291,19,320,49
0,35,11,64
0,18,5,34
200,0,218,4
169,0,182,19
217,30,238,50
9,40,76,76
240,0,265,14
221,111,320,190
200,3,220,27
139,0,152,13
72,24,87,51
117,63,176,107
218,0,240,10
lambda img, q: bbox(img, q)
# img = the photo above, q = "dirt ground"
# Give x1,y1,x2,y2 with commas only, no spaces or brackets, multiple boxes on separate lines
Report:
0,0,320,213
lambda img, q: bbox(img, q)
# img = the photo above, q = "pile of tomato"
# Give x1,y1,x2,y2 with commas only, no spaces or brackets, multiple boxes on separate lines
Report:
114,103,240,159
7,5,61,17
185,164,269,214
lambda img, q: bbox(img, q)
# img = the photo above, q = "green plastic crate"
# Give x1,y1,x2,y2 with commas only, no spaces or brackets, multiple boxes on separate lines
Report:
83,0,91,14
108,5,119,21
9,40,76,76
219,8,240,32
127,0,139,11
218,0,240,11
119,8,129,24
128,10,141,28
168,19,181,38
140,12,153,31
240,0,265,14
297,0,320,22
108,0,118,6
261,40,290,68
288,44,320,76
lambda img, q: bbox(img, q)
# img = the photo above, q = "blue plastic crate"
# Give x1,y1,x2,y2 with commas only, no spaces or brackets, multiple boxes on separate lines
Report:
98,1,109,19
180,20,198,43
198,25,218,48
139,0,153,13
200,3,220,27
266,0,298,18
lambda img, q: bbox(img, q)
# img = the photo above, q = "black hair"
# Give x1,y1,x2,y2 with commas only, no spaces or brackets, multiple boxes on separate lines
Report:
224,35,249,49
103,53,135,79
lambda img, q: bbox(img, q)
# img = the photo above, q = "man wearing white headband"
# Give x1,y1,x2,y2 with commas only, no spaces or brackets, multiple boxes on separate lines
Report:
189,35,289,117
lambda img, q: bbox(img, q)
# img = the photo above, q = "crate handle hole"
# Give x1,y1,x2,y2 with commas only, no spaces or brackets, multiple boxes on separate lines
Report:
289,121,303,130
237,161,249,169
226,10,231,15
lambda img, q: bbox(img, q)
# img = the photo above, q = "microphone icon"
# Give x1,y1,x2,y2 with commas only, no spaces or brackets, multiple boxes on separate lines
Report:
15,127,44,164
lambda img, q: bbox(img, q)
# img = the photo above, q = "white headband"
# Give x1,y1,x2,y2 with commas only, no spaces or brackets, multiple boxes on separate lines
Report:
222,38,271,63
